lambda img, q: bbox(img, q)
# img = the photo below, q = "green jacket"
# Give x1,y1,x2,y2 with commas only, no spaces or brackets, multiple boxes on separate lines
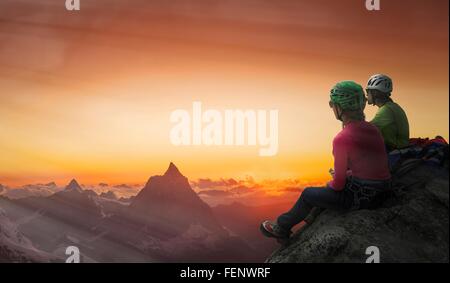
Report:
371,101,410,150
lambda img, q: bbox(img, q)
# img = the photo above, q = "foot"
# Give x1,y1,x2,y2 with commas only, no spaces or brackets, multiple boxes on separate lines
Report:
260,221,291,239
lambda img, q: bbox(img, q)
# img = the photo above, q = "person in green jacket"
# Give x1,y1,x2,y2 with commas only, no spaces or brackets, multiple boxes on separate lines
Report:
366,74,410,151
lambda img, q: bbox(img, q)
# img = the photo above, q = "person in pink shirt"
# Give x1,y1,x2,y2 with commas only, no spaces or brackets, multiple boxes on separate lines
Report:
261,81,392,239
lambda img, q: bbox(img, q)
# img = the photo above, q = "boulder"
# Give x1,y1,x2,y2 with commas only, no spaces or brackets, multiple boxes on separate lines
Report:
267,163,449,263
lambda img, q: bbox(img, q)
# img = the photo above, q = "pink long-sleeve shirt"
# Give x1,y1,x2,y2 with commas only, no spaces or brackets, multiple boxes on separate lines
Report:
329,121,391,191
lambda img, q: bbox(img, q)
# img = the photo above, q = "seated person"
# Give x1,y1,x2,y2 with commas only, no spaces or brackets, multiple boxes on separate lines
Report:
260,81,392,239
366,74,410,151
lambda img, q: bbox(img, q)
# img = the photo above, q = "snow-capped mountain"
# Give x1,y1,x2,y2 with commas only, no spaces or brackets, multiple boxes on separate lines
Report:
0,208,56,262
0,164,259,262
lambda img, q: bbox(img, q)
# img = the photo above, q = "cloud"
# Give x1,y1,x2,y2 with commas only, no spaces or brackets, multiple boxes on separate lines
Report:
198,190,233,197
82,183,142,198
191,176,326,206
229,185,259,195
113,184,133,189
190,178,238,189
278,186,303,193
1,182,62,199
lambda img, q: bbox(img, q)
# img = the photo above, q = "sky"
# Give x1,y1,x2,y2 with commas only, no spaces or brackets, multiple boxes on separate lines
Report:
0,0,448,187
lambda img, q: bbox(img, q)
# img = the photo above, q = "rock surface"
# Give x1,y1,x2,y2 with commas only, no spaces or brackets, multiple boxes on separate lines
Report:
267,163,449,263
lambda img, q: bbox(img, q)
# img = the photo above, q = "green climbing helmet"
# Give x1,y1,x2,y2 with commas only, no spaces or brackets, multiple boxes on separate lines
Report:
330,81,366,111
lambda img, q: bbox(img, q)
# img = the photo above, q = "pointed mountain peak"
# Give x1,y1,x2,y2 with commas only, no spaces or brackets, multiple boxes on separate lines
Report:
65,179,83,192
163,162,183,178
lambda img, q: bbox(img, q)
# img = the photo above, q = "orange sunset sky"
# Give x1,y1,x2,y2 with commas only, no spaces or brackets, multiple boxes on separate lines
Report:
0,0,448,187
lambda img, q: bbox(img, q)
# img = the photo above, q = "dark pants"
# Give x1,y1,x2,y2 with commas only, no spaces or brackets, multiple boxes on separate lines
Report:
277,178,391,232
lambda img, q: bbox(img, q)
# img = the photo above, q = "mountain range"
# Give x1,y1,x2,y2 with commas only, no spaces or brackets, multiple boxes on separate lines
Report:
0,163,264,262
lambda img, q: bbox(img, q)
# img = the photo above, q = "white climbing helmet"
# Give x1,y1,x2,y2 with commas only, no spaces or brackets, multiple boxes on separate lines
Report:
366,74,393,94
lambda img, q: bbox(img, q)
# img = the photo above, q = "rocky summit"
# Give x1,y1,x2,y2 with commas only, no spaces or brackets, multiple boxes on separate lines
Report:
267,162,449,263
